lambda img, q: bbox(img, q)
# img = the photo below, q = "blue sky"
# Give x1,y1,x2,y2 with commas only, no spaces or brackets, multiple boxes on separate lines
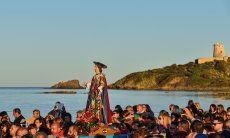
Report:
0,0,230,86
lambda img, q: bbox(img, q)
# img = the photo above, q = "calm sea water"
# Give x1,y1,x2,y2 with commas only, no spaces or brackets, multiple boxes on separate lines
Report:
0,88,229,120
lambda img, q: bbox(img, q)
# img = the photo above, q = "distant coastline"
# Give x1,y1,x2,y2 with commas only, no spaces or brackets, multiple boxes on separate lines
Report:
109,60,230,92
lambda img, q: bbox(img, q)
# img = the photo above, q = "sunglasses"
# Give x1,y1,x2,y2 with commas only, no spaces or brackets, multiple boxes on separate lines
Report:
213,122,222,126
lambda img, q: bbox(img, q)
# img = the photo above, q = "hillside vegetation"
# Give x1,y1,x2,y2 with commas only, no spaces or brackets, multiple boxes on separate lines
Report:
109,59,230,91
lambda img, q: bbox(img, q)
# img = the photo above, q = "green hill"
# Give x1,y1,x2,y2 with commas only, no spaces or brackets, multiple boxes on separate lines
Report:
109,60,230,91
51,80,83,89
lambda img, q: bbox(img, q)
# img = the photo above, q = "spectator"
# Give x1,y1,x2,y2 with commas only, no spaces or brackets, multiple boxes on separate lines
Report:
49,122,64,138
28,124,37,136
9,124,20,138
68,125,79,138
27,109,43,126
13,108,26,127
16,127,28,138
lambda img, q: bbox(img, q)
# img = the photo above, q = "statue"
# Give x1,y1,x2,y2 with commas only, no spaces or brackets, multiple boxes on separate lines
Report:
85,61,112,125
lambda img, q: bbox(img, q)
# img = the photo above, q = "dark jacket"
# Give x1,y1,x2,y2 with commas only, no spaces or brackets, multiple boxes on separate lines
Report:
13,115,26,127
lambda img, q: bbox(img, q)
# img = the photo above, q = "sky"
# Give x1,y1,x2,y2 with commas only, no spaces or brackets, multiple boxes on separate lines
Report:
0,0,230,87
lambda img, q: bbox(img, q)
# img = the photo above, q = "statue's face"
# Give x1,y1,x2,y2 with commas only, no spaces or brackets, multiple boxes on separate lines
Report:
94,65,102,74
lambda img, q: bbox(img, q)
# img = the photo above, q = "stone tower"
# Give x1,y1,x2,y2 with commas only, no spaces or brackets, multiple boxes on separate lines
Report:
213,43,225,58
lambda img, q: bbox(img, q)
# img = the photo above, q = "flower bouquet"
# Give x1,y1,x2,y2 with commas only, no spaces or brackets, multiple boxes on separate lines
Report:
81,110,100,133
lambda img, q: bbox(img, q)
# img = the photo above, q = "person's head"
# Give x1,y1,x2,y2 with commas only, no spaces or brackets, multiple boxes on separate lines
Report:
224,119,230,129
159,110,169,117
195,103,201,110
227,111,230,120
112,110,120,119
54,101,61,111
210,104,217,113
158,110,171,128
169,104,175,112
174,105,180,113
34,132,48,138
54,117,63,126
28,124,37,136
122,110,133,124
126,106,134,115
137,104,144,113
145,104,153,113
34,118,44,129
16,127,28,138
142,104,147,112
64,112,72,123
0,111,10,122
122,110,130,118
213,117,224,132
178,120,190,133
1,124,7,134
45,115,54,129
188,100,194,107
10,124,20,137
217,104,224,114
68,125,79,138
203,113,212,124
13,108,21,118
115,105,123,113
51,122,62,135
1,121,11,134
158,115,171,128
191,120,204,134
227,107,230,112
33,109,40,119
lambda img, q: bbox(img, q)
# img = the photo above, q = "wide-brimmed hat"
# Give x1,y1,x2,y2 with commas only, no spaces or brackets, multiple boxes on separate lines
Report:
93,61,107,69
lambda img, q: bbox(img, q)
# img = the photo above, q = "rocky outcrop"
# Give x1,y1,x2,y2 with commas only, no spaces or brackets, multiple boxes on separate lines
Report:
109,59,230,91
51,80,83,89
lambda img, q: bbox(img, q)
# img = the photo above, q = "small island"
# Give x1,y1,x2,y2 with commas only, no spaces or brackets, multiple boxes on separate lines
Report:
51,80,83,89
110,43,230,91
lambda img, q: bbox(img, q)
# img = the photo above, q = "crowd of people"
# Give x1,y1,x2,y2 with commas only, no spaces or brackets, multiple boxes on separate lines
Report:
0,100,230,138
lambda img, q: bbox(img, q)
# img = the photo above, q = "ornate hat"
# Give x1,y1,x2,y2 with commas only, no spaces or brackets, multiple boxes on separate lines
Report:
93,61,107,69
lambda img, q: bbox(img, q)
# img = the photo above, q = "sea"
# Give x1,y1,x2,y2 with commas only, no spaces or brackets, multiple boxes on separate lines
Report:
0,87,229,120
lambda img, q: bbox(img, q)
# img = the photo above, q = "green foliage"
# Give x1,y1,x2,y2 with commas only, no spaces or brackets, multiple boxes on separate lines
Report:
214,60,228,72
110,60,230,90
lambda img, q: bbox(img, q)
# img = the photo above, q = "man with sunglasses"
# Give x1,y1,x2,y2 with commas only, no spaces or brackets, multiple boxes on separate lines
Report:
213,117,230,137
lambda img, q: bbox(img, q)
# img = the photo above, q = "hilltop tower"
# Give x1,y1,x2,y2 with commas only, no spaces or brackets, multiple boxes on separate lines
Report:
195,42,228,64
213,43,225,58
